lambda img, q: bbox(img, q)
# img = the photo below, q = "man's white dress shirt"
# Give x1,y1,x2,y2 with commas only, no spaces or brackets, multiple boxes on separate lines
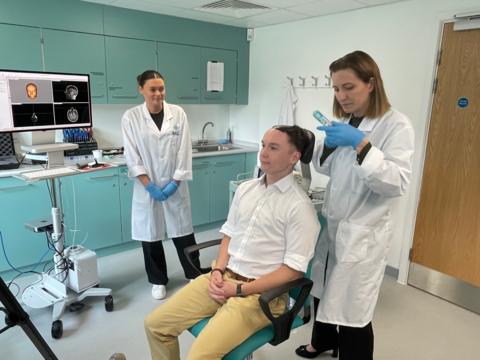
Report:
220,173,320,279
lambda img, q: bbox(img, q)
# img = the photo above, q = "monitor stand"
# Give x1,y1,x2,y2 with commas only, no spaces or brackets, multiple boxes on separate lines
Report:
19,131,78,168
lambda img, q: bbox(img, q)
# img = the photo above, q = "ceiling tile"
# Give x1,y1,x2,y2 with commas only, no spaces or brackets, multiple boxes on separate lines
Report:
82,0,410,28
229,8,309,27
251,0,317,9
356,0,403,5
142,0,213,9
160,7,239,24
288,0,366,16
108,0,174,13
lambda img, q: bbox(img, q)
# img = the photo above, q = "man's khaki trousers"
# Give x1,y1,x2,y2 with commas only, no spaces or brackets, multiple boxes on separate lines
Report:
144,271,287,360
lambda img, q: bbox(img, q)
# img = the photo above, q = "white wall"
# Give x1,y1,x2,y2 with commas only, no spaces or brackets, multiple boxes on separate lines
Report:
89,103,230,148
230,0,480,277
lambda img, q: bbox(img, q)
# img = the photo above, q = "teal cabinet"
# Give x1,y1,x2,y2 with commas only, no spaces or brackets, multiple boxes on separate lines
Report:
118,166,134,243
201,48,237,104
245,151,258,176
61,168,122,250
0,0,103,34
157,42,201,104
189,160,211,226
43,29,107,103
189,154,245,226
157,43,238,104
0,24,42,71
0,177,52,272
105,37,157,104
209,155,245,222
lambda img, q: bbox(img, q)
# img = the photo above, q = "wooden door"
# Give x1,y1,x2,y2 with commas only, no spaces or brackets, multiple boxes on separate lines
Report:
411,22,480,287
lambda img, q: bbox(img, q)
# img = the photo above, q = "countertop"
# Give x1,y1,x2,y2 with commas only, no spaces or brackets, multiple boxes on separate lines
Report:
0,142,259,178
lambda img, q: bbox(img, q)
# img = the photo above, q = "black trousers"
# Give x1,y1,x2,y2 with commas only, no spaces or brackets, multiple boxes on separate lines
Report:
141,233,200,285
311,297,374,360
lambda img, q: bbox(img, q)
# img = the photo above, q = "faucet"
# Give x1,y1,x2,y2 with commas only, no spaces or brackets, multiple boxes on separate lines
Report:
200,122,214,145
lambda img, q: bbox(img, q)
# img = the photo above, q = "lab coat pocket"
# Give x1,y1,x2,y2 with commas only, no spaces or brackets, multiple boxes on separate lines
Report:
335,220,371,263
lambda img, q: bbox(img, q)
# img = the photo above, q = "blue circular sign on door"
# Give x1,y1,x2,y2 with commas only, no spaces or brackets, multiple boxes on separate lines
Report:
457,97,469,108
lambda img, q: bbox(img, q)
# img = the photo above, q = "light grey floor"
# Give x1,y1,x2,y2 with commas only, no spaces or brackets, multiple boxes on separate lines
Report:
2,227,480,360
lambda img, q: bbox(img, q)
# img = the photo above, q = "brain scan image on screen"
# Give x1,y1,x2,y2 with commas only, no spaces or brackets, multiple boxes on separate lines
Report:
66,107,79,123
26,83,38,100
31,112,39,124
64,85,79,100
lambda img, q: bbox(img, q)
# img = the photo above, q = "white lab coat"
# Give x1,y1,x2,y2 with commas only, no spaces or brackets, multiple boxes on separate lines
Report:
310,108,414,327
278,81,297,125
121,102,193,242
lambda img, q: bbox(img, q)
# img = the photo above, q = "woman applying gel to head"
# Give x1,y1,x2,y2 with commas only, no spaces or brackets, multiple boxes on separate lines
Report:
121,70,200,300
295,51,415,359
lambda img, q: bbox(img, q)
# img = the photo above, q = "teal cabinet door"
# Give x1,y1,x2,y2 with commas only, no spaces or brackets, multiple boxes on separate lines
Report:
105,37,156,104
0,24,42,71
61,169,122,250
43,29,107,104
209,154,245,222
201,48,237,104
157,43,201,104
245,151,258,175
189,160,211,226
118,166,134,243
0,178,52,272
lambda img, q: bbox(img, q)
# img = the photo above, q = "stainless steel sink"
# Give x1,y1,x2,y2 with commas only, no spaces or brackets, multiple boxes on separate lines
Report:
192,144,239,153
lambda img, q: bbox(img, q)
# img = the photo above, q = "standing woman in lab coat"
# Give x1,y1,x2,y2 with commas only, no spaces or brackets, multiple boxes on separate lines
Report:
121,70,200,300
295,51,414,359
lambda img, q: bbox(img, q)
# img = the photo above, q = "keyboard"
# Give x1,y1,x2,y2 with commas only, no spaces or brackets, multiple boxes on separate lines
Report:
21,167,79,181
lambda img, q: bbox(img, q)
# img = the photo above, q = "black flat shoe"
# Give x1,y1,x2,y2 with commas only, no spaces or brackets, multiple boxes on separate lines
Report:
295,344,339,358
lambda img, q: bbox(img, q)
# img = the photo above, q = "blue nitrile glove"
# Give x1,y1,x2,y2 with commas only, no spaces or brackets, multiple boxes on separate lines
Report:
146,182,167,201
323,136,336,149
317,122,365,149
161,181,179,199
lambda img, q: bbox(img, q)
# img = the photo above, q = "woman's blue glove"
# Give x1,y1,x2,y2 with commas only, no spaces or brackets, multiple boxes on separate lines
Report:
145,182,167,201
317,122,365,149
161,181,179,199
323,136,337,149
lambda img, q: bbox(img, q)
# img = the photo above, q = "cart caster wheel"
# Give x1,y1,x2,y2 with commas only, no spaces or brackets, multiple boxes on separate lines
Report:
105,295,114,312
51,320,63,339
68,301,85,312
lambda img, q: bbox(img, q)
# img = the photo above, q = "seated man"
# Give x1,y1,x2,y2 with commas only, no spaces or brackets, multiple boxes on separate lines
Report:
144,125,320,360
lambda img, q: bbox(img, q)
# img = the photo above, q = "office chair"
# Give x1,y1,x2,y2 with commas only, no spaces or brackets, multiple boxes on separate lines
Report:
183,127,318,359
184,239,314,360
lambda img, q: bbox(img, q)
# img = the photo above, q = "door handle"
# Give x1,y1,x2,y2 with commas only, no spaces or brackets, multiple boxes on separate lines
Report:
88,174,117,180
112,95,138,99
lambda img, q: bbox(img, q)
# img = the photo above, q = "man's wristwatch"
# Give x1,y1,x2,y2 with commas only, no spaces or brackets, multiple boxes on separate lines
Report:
236,283,245,297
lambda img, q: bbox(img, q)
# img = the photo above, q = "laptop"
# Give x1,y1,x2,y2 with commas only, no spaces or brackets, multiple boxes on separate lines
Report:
0,133,20,170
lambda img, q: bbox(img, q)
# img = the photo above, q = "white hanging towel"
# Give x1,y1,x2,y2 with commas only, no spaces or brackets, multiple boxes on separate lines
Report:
278,81,298,125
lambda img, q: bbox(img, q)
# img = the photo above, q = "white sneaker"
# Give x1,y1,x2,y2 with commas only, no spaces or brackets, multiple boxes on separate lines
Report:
151,285,166,300
109,354,126,360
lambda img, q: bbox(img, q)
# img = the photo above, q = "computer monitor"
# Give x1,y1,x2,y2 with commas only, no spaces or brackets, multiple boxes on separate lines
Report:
0,69,92,133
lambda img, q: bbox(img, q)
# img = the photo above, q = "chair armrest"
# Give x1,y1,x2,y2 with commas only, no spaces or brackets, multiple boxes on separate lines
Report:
258,277,313,346
184,239,222,276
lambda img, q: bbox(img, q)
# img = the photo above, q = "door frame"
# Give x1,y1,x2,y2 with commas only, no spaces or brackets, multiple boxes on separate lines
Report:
399,18,480,313
397,18,448,284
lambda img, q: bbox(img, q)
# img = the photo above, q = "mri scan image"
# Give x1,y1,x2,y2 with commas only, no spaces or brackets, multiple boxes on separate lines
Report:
66,107,79,123
26,83,38,100
64,85,79,101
